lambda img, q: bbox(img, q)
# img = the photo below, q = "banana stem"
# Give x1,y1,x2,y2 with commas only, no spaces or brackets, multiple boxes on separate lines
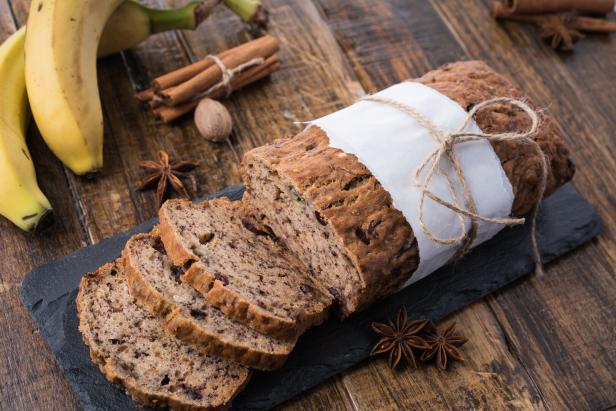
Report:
140,0,268,34
147,0,220,33
223,0,267,25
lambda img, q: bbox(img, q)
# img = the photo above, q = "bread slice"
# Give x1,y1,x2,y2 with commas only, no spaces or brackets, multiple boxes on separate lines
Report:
157,198,332,340
77,261,250,410
123,231,296,370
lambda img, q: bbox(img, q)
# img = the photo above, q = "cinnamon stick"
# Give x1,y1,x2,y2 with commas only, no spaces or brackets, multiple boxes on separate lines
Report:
135,88,155,103
493,11,616,33
571,16,616,32
159,35,279,106
154,55,280,123
492,0,615,16
153,101,199,124
152,48,235,91
230,58,281,91
144,39,268,99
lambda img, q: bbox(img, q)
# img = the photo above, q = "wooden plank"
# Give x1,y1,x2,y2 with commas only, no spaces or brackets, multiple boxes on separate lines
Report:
312,0,552,408
486,253,616,410
428,2,616,409
10,0,364,245
8,0,146,243
0,1,85,409
11,0,202,242
337,304,546,410
3,0,613,409
120,0,364,205
278,380,356,411
7,0,364,408
316,0,468,89
117,1,363,408
316,0,616,408
430,0,616,262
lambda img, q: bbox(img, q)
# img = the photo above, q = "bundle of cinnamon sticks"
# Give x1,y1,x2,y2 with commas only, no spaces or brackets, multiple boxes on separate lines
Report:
136,35,280,123
493,0,615,16
491,0,616,50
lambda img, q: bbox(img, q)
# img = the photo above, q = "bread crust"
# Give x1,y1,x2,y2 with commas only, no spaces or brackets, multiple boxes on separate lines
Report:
77,262,250,410
123,232,295,371
243,128,419,316
182,263,300,340
242,60,574,316
159,198,331,340
417,60,574,215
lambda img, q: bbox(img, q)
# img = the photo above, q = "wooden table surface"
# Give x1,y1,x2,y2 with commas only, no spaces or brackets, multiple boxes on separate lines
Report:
1,0,615,410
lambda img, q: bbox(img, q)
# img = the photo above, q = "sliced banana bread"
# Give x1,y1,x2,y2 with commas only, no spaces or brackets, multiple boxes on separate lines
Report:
123,231,296,370
77,261,250,410
241,60,575,317
157,198,332,340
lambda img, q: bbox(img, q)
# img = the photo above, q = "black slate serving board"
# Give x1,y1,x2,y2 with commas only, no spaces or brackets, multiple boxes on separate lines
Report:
21,183,601,411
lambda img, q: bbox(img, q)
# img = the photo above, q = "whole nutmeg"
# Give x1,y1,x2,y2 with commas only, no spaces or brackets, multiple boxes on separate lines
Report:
194,98,233,142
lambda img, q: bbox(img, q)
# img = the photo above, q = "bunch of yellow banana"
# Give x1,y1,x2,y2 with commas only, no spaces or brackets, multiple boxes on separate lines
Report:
0,0,215,231
25,0,219,176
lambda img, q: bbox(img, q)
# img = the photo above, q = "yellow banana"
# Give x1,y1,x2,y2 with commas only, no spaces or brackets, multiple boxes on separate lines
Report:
25,0,126,175
0,27,52,232
1,2,213,231
99,1,212,58
25,0,217,176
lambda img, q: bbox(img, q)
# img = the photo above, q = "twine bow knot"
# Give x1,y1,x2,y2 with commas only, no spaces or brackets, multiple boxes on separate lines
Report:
203,54,265,98
360,94,548,273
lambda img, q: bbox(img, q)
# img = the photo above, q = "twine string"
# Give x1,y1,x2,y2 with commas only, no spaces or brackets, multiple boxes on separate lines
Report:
200,55,265,99
150,56,265,106
360,95,548,273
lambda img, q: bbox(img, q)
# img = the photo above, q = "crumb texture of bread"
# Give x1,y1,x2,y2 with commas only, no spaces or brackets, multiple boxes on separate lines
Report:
77,261,250,410
241,60,574,317
123,232,296,371
242,127,418,317
158,198,333,340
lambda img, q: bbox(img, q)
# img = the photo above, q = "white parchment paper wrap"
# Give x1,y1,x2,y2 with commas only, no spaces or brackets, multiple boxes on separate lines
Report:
312,82,515,285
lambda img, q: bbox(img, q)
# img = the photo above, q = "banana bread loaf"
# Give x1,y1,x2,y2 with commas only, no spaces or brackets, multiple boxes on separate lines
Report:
123,231,296,370
157,198,332,340
241,60,575,317
77,261,250,410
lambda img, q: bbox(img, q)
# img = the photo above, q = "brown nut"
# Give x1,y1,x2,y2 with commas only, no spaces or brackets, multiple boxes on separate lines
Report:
194,98,233,142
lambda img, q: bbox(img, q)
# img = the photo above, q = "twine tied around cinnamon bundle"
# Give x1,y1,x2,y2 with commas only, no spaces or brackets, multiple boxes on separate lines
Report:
360,95,548,275
201,54,265,98
149,55,264,107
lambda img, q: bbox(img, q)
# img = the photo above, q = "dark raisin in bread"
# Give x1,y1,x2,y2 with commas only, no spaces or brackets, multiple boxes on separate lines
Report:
241,60,575,317
77,261,250,410
157,198,332,340
123,230,296,370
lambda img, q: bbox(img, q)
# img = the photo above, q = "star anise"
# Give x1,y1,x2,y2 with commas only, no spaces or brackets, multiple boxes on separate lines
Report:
538,15,584,51
138,150,197,207
420,321,468,370
370,306,430,370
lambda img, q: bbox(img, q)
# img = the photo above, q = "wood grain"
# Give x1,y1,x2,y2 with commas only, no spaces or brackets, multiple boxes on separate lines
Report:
316,0,616,409
312,0,553,409
430,2,616,409
1,0,615,409
338,304,546,410
6,0,364,408
0,1,84,409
